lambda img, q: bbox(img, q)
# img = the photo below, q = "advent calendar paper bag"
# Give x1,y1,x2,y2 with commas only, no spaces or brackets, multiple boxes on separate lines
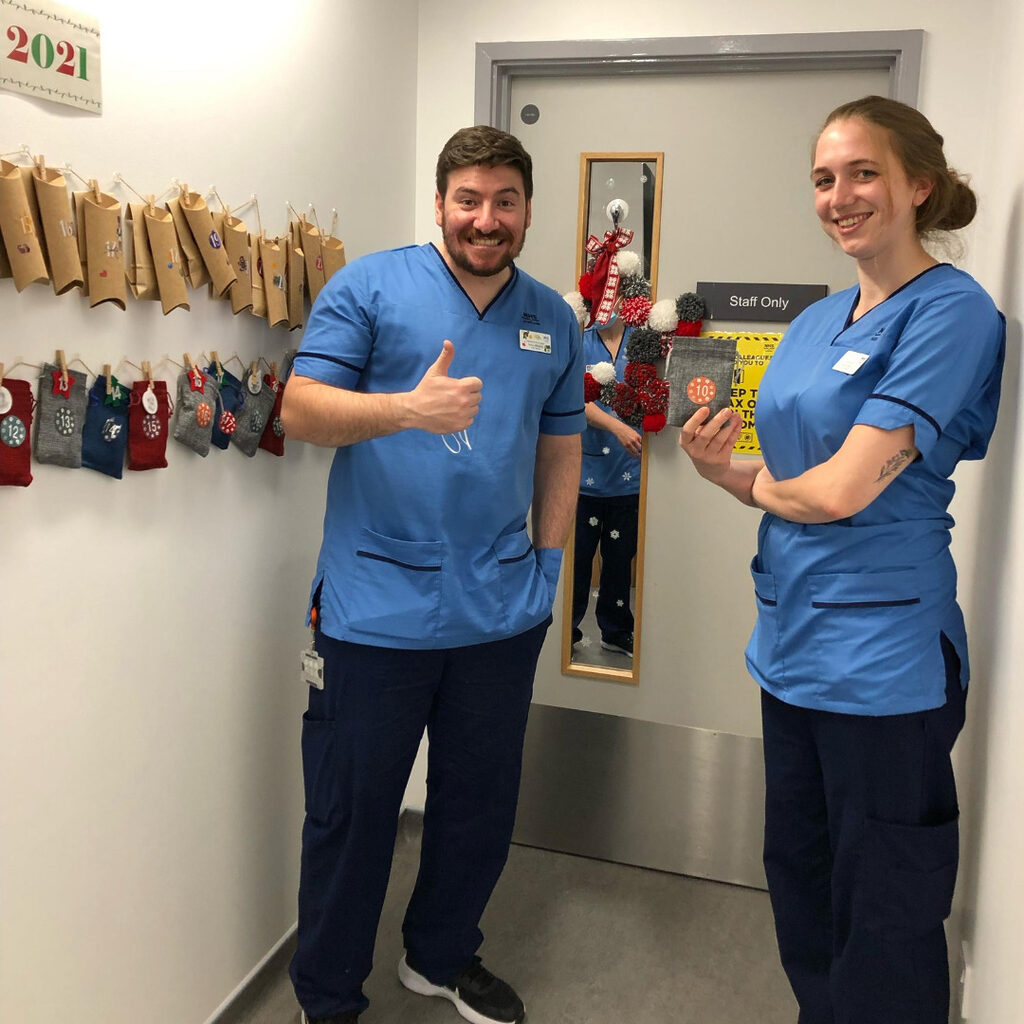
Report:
82,191,127,309
321,233,346,285
125,204,158,301
666,336,739,426
287,236,305,330
249,233,267,320
0,159,49,291
166,196,209,289
32,165,83,295
259,235,289,328
72,191,91,295
221,215,253,314
208,210,227,300
180,192,236,297
299,219,325,304
0,233,11,278
144,206,190,314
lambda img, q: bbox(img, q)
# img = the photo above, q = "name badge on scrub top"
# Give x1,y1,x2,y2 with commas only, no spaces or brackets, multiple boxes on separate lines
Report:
520,329,552,354
832,350,870,375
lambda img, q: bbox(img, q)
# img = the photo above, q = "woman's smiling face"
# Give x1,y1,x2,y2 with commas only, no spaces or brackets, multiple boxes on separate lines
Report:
811,116,933,264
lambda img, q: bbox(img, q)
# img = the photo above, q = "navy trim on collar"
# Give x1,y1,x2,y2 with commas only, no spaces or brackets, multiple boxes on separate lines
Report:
843,263,951,331
429,243,519,321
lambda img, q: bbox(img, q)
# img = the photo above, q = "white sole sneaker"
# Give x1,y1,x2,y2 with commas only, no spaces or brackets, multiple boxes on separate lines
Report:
398,955,522,1024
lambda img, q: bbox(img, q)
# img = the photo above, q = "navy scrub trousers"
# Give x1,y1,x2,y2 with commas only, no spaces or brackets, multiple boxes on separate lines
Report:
290,617,550,1020
761,634,965,1024
571,492,639,643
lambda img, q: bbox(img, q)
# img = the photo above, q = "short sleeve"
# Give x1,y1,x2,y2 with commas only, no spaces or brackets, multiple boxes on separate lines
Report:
293,262,374,390
539,301,587,435
855,288,1005,460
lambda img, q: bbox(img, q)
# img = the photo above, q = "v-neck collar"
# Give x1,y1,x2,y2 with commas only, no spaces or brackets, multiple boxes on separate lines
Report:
428,243,519,321
841,262,950,332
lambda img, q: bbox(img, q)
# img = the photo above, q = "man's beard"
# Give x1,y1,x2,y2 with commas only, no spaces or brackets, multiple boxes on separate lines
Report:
441,213,526,278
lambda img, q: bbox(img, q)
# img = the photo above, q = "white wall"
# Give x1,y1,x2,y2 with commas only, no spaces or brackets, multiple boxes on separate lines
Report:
415,3,1024,1021
0,3,418,1023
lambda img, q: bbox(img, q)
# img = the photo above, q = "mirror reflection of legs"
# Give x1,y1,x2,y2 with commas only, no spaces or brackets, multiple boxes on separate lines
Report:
571,493,639,663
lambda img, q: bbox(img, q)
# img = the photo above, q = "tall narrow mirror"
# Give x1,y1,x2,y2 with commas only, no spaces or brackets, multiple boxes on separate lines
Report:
562,153,663,684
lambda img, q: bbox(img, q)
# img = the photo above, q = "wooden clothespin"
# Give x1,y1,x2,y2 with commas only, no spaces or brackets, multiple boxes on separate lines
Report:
103,363,112,396
89,178,100,202
56,349,68,391
147,193,156,215
249,359,260,390
183,352,194,372
210,350,223,378
35,154,45,174
143,360,153,390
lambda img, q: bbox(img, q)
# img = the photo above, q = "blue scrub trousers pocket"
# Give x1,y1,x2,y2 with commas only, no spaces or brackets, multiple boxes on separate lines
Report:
300,713,338,825
857,815,959,933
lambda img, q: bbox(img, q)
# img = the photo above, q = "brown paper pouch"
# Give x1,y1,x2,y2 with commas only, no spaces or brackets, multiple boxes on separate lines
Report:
208,210,227,300
0,160,49,291
180,192,236,297
82,191,127,309
125,203,158,300
0,234,11,279
166,197,209,289
250,233,267,320
31,166,82,294
144,206,190,314
72,192,91,295
287,237,305,331
260,236,289,328
300,219,325,304
221,215,252,314
322,234,346,284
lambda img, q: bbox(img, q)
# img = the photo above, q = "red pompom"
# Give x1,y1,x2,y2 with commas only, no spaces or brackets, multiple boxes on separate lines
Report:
578,272,595,301
619,296,653,327
659,334,674,358
610,381,639,421
583,372,602,404
675,319,702,337
624,361,656,389
642,413,667,434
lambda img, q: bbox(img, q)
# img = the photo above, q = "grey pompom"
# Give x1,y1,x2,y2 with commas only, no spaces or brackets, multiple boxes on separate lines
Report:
675,292,707,322
625,328,662,364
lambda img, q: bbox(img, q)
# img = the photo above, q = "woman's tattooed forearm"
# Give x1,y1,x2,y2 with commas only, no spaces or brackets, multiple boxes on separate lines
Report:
875,448,914,482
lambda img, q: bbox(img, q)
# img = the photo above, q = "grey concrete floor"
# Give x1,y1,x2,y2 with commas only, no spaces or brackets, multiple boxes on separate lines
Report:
221,813,796,1024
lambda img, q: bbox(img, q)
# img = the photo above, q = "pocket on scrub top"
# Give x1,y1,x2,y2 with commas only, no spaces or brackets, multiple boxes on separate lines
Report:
806,568,925,683
347,528,443,640
749,558,779,668
495,524,543,628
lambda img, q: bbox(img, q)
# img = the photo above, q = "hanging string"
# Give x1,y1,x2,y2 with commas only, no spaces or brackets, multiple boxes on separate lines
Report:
1,359,43,376
68,356,96,379
1,144,32,161
61,162,91,189
328,208,338,239
308,204,322,234
112,172,155,207
209,187,229,212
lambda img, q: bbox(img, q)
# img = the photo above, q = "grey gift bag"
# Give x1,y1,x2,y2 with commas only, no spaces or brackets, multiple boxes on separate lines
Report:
35,362,88,467
230,375,278,457
666,336,739,426
172,368,221,457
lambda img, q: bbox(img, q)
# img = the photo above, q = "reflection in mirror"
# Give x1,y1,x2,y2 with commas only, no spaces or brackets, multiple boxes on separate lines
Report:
562,153,664,685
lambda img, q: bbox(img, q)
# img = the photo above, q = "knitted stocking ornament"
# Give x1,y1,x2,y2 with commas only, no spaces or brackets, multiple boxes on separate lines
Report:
204,363,243,451
35,362,87,468
0,378,34,486
81,374,130,479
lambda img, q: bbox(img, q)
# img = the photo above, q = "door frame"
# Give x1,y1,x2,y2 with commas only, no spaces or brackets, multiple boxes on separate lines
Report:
476,31,922,129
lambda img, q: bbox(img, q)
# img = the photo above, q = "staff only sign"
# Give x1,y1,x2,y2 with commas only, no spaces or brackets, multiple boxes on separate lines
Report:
697,281,827,323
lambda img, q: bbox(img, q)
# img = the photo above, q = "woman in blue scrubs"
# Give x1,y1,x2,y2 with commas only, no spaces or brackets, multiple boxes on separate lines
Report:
679,96,1004,1023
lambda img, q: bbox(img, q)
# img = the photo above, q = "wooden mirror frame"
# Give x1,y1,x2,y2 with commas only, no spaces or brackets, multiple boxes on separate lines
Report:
562,152,664,685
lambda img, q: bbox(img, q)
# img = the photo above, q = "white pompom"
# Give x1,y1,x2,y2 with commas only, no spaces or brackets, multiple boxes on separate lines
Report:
563,290,588,324
648,298,679,333
590,361,617,385
615,250,642,277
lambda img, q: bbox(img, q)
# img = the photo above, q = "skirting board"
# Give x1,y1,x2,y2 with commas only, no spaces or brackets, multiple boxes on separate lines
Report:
204,922,297,1024
513,703,768,890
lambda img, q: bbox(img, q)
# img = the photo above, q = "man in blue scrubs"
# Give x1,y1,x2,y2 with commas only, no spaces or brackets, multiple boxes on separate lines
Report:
281,126,584,1024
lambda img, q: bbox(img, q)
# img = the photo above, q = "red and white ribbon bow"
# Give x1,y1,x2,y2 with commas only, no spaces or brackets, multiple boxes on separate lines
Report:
585,227,634,327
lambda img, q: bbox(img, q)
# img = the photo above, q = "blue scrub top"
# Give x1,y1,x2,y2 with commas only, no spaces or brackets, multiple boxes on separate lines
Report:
749,264,1005,715
581,324,641,498
294,243,586,649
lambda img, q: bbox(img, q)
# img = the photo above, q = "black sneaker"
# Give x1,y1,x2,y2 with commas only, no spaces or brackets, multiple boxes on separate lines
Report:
300,1010,359,1023
600,633,633,656
398,954,525,1024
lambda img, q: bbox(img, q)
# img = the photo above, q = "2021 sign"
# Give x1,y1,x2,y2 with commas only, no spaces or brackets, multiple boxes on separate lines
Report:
6,25,89,80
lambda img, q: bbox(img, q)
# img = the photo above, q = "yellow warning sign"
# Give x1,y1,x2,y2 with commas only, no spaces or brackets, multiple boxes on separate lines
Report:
702,331,783,455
